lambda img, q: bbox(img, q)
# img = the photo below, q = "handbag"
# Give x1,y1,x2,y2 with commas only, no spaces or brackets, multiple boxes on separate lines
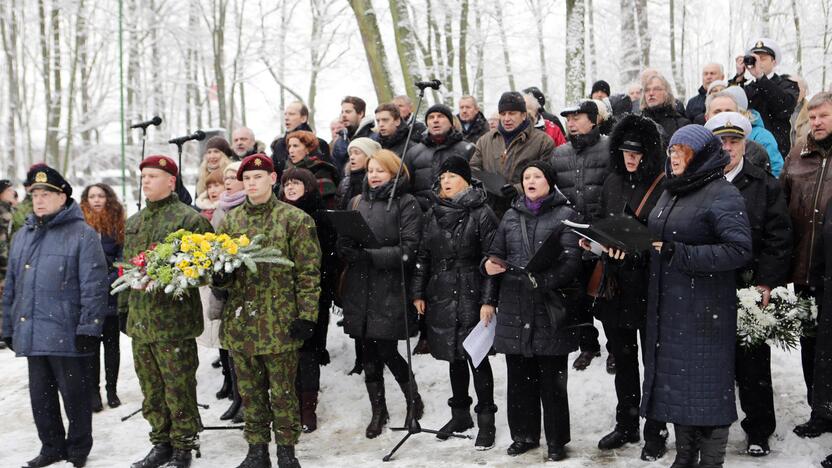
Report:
586,172,665,298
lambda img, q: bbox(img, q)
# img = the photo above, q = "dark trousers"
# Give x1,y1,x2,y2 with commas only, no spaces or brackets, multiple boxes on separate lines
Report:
90,315,120,392
672,424,730,468
28,355,93,459
735,342,776,440
449,356,494,408
797,285,823,407
604,324,666,439
362,339,410,384
505,354,570,448
295,351,320,392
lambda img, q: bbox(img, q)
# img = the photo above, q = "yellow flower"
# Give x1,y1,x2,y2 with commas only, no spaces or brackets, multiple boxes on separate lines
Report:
183,267,199,279
192,251,206,261
217,234,231,243
238,235,251,247
202,260,212,269
200,241,212,253
223,240,239,255
189,234,204,244
204,232,217,242
180,240,193,253
177,259,191,270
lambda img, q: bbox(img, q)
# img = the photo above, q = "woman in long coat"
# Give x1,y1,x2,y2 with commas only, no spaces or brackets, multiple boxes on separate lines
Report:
642,125,752,467
411,156,498,449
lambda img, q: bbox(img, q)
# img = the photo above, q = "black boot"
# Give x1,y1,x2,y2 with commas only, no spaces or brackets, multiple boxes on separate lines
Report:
221,397,242,421
216,373,232,400
506,441,539,456
275,445,300,468
640,427,668,462
235,444,272,468
397,378,424,427
67,455,87,467
670,425,699,468
106,385,121,408
131,443,173,468
91,390,103,413
365,381,389,439
822,453,832,468
300,391,318,433
547,444,567,461
436,397,473,440
572,350,600,371
474,403,497,451
794,416,832,438
697,426,729,468
232,405,245,424
598,425,639,450
24,453,66,467
746,437,770,457
160,449,191,468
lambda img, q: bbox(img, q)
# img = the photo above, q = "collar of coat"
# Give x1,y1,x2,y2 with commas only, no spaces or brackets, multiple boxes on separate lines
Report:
145,192,179,210
730,157,766,188
243,193,278,213
800,133,832,158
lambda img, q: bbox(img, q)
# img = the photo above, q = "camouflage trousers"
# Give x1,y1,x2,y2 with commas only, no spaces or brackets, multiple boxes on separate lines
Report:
132,339,202,450
233,350,300,445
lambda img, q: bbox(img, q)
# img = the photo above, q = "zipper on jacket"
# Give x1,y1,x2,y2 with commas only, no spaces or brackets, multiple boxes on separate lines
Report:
807,156,829,284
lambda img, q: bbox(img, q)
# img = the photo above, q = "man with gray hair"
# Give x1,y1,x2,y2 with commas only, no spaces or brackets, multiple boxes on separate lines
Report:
232,127,259,160
457,95,489,144
686,63,725,123
393,95,427,138
641,73,690,139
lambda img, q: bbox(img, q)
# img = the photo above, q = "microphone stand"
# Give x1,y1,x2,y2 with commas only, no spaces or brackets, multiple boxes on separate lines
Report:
383,85,469,462
135,126,149,210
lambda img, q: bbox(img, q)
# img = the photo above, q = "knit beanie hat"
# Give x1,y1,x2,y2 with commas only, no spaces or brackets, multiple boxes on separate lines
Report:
591,80,611,97
669,125,720,155
205,136,234,159
425,104,454,124
522,160,557,189
498,92,527,113
437,155,472,184
347,137,382,158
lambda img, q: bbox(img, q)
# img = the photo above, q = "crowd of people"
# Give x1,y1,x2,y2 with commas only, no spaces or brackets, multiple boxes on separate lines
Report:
0,35,831,468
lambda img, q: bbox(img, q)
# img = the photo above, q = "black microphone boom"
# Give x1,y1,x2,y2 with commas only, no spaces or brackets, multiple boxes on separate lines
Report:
130,116,162,130
168,130,206,146
415,79,441,90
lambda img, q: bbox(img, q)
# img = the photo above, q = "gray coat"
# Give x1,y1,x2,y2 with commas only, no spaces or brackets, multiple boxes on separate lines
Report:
2,202,108,357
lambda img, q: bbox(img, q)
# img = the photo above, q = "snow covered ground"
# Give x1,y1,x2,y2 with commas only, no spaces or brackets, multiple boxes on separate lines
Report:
1,318,829,467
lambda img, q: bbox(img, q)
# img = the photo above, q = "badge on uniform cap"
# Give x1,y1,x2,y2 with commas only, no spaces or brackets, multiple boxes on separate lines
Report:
756,40,764,49
254,158,262,166
35,172,47,183
159,159,167,167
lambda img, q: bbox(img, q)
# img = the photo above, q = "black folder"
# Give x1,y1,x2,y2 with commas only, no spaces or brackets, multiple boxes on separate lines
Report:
472,169,509,198
323,210,382,249
563,214,652,253
489,227,563,273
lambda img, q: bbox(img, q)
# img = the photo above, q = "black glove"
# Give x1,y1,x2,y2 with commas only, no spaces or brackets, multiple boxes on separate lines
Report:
317,349,331,366
2,337,12,351
340,245,368,264
118,312,128,334
289,319,316,341
500,183,518,199
75,335,100,354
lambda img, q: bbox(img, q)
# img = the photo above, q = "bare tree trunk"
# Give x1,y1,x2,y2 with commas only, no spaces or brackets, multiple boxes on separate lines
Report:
348,0,395,103
38,0,62,167
0,0,19,176
459,0,470,96
443,9,455,105
203,0,229,130
620,0,640,84
791,0,803,76
670,0,685,99
389,0,421,102
63,0,86,174
493,2,516,90
149,0,164,134
635,0,650,68
757,0,772,37
473,1,485,103
565,0,586,103
527,0,551,96
126,0,140,145
824,0,832,90
587,0,597,83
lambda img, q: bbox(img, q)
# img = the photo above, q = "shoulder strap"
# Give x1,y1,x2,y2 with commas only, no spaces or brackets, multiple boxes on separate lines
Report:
634,172,665,218
519,215,533,258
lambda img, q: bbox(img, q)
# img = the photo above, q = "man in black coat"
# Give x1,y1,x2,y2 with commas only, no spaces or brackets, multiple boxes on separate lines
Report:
457,96,489,144
706,112,793,457
686,63,725,123
270,101,332,176
372,103,413,158
729,38,799,157
550,100,611,372
406,104,475,211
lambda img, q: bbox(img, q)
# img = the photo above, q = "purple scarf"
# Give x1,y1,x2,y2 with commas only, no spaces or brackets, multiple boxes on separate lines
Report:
218,190,246,211
524,196,544,215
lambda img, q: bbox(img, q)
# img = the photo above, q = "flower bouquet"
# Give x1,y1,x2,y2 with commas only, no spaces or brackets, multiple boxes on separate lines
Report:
111,229,293,298
736,285,817,350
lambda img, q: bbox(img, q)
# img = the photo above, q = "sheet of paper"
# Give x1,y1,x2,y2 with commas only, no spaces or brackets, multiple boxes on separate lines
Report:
463,319,496,368
572,230,606,256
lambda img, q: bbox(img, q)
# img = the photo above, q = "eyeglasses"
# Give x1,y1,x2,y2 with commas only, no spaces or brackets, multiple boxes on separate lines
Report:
666,148,684,158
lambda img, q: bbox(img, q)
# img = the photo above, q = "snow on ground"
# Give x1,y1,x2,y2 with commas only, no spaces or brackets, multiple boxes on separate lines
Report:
0,317,829,467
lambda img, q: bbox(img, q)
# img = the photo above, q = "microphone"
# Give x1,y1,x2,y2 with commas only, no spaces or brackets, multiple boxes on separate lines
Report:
130,116,162,130
415,79,441,90
168,130,206,145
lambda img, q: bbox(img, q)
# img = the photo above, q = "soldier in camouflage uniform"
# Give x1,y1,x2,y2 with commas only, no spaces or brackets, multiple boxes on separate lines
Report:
121,155,213,468
216,153,321,468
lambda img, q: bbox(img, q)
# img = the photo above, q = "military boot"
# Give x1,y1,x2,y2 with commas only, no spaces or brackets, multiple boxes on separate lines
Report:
235,444,271,468
160,449,191,468
131,443,173,468
276,445,300,468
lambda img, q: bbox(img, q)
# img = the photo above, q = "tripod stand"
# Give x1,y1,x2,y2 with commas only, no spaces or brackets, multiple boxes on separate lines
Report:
382,84,470,462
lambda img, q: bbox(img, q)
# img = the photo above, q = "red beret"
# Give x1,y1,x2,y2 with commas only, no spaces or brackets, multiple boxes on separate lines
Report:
237,153,274,180
139,155,178,177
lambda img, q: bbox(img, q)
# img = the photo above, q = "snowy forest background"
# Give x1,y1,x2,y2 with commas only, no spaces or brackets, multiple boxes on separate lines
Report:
0,0,830,205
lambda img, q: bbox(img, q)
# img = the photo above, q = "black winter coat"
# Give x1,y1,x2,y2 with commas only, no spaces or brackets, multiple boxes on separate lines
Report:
336,169,365,211
550,128,610,222
685,86,707,124
642,104,691,141
459,112,490,144
730,159,792,288
411,184,498,361
374,123,413,158
732,73,799,157
641,149,752,427
487,193,582,357
812,201,832,420
339,181,422,340
406,131,476,211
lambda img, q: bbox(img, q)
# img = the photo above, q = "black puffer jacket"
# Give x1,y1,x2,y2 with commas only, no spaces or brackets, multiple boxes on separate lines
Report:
411,184,498,361
642,103,691,141
594,114,665,329
812,201,832,420
374,123,413,158
730,159,792,288
459,111,489,144
550,127,610,222
487,192,582,357
339,180,422,340
641,140,752,427
336,169,365,210
406,130,476,211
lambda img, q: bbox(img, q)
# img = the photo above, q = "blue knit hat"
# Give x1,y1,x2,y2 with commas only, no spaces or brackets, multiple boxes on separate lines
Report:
669,124,719,154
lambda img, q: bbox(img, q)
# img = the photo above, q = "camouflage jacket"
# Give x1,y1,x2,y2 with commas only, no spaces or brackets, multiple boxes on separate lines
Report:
122,193,213,343
10,196,31,238
218,194,321,355
0,201,11,290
